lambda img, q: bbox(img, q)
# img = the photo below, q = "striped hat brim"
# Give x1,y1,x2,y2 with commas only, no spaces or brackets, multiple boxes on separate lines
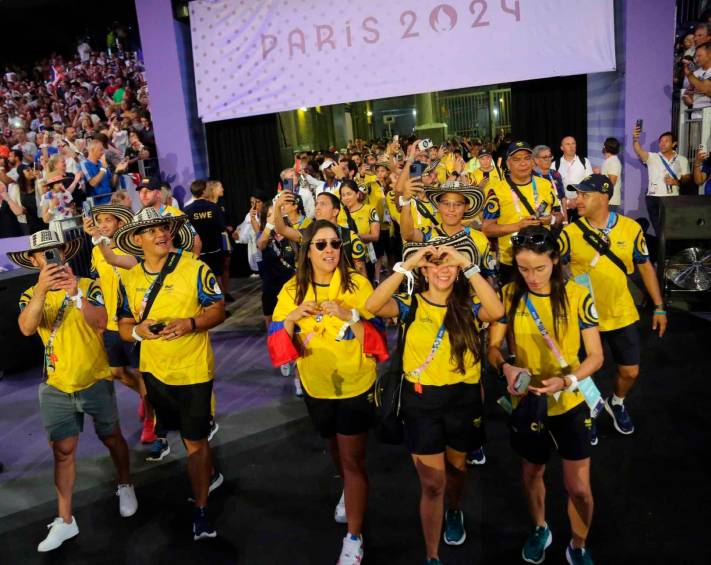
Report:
91,205,134,226
423,185,485,219
6,239,82,270
113,215,190,256
402,231,479,268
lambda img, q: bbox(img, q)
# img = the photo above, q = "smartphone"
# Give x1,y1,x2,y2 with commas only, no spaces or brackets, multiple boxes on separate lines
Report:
417,139,433,151
44,248,63,266
82,200,92,219
513,370,531,394
635,118,643,132
393,134,399,144
410,162,426,177
535,201,548,218
282,178,294,192
496,396,513,415
698,144,706,154
148,322,166,334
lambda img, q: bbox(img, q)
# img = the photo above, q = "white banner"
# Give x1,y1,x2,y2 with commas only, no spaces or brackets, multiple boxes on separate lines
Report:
190,0,615,123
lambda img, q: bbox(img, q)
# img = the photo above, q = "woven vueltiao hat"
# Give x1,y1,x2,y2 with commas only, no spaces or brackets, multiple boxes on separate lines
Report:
113,207,192,256
6,230,81,270
91,204,134,226
402,230,479,268
423,180,485,219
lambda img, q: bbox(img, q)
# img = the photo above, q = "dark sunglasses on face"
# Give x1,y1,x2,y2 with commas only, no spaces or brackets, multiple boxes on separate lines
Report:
311,239,342,251
511,233,552,247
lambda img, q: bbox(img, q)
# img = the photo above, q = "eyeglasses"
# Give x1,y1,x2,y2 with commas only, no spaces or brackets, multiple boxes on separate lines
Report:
439,200,466,209
311,239,342,251
536,155,553,160
511,233,552,247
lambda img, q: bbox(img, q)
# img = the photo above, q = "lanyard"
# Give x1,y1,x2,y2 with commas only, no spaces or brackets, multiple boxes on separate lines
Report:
44,296,71,376
587,212,617,267
659,153,678,194
524,294,569,371
511,176,539,215
138,250,181,319
406,322,446,394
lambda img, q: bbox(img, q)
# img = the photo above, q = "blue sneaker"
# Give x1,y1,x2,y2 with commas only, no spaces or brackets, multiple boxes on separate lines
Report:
589,419,598,446
522,523,552,564
193,507,217,541
466,447,487,466
146,438,170,462
443,509,466,545
604,397,635,435
565,542,594,564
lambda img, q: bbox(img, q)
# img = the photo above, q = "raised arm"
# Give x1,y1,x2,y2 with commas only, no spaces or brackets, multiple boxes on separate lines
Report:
632,125,649,163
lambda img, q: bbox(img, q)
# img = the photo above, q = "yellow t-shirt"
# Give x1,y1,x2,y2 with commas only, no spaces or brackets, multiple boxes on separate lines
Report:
160,204,198,256
422,225,497,277
338,203,379,236
483,176,561,265
117,251,223,385
386,192,441,236
364,182,385,222
271,270,377,399
90,245,131,331
558,213,649,332
396,293,483,387
20,278,112,393
500,281,598,416
472,165,505,186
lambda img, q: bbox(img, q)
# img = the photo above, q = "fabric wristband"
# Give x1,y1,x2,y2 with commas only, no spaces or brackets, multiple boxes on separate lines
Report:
68,288,83,310
335,309,360,341
92,235,111,246
462,263,480,279
265,222,275,231
399,197,411,206
393,261,415,295
565,374,579,392
131,326,143,342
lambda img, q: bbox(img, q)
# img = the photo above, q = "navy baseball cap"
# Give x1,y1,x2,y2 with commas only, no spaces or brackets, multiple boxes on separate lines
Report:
568,174,614,198
478,148,492,157
506,141,532,158
139,176,162,190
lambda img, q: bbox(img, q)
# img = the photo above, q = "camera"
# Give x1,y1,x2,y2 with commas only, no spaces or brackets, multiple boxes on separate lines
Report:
417,139,433,151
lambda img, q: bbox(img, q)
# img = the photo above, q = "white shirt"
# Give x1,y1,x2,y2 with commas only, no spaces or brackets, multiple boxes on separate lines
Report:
551,155,593,199
315,180,341,196
645,152,689,197
601,155,622,206
7,182,26,224
297,185,315,219
691,66,711,118
77,42,91,63
236,211,262,272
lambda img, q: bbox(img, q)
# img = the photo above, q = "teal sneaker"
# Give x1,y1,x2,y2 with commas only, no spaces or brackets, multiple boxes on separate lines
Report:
566,543,594,564
443,509,466,545
426,559,443,565
522,523,552,564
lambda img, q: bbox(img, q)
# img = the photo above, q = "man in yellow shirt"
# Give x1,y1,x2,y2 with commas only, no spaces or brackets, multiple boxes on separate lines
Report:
559,174,667,438
115,208,225,540
11,230,137,553
482,142,564,283
86,204,157,444
471,148,505,193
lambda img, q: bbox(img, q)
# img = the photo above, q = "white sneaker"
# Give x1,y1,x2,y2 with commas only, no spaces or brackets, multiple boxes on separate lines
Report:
37,517,79,552
337,533,363,565
117,484,138,517
334,490,347,523
293,377,303,397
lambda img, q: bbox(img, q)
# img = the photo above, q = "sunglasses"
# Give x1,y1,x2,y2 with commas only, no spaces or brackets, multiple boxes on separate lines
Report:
511,233,552,247
311,239,342,251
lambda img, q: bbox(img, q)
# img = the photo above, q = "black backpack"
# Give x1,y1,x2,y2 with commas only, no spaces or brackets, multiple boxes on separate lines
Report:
373,296,419,444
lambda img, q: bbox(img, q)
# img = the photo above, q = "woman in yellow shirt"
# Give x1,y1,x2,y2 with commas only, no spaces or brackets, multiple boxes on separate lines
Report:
339,179,380,283
268,219,387,565
488,226,603,565
365,233,504,564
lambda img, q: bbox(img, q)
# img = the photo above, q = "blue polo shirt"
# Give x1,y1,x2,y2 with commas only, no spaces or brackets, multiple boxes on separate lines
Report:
80,158,112,205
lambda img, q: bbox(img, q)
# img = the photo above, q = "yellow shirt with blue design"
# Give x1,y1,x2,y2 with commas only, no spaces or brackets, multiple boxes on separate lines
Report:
20,278,111,394
117,251,223,385
90,245,132,332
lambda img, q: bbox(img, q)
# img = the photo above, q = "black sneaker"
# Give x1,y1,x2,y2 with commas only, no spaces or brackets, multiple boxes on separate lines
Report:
146,438,170,462
208,420,219,442
589,419,599,446
188,471,223,502
193,507,217,541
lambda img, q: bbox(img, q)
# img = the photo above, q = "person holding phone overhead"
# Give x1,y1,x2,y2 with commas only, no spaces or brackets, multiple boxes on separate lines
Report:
267,219,388,565
338,179,381,283
488,226,603,565
11,230,137,552
365,233,504,564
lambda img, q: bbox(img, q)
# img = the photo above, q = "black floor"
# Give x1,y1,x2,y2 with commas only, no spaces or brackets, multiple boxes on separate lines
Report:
2,310,710,565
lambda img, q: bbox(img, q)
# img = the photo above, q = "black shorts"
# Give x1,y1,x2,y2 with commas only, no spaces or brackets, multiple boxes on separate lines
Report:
402,381,484,455
102,330,139,369
302,386,375,438
200,251,225,277
143,373,213,441
601,322,640,366
373,230,388,258
511,403,592,465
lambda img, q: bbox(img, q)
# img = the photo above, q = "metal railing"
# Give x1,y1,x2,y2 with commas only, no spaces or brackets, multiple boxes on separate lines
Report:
677,104,711,161
49,216,93,278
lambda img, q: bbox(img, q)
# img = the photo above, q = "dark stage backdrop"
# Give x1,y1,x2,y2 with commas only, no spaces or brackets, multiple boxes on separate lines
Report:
511,74,588,159
205,114,282,276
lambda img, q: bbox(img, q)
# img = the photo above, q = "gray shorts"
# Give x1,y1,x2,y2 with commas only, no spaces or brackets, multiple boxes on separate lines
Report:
38,379,120,442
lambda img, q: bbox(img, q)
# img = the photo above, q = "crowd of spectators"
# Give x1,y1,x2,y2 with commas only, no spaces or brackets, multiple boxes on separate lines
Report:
0,31,155,238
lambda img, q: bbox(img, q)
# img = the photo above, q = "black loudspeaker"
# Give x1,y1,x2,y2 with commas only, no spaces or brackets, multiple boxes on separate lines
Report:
0,270,44,376
658,196,711,303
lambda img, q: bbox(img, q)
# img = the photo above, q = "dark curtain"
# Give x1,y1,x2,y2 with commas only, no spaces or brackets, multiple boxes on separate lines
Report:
511,74,588,158
205,114,282,276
